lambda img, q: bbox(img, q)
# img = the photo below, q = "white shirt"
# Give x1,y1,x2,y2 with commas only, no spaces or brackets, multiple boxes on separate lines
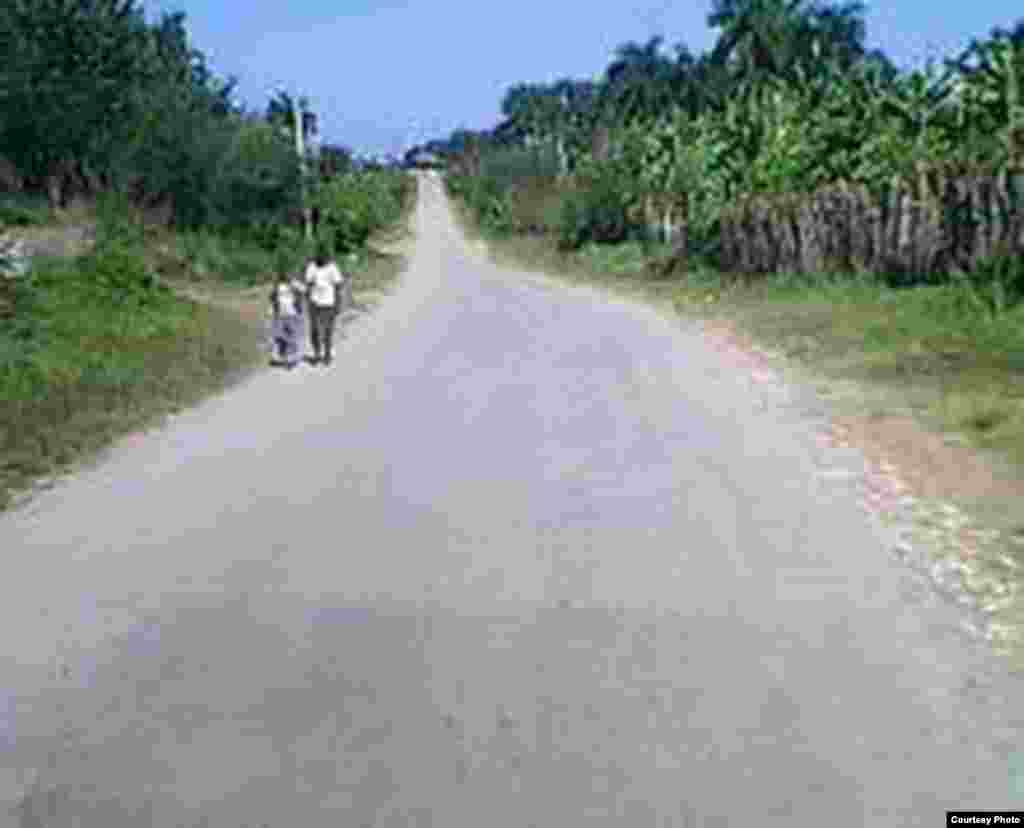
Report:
305,262,344,307
274,282,300,317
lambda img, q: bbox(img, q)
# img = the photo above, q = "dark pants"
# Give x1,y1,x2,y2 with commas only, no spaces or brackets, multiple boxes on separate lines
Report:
309,305,338,359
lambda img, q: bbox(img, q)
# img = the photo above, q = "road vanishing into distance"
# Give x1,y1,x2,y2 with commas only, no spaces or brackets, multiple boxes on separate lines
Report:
1,173,1022,827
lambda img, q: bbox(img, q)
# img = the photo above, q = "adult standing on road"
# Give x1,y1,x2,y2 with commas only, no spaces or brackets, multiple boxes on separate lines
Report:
304,244,348,365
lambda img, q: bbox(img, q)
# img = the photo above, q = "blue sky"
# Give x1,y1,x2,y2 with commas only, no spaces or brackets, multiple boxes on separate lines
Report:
149,0,1023,157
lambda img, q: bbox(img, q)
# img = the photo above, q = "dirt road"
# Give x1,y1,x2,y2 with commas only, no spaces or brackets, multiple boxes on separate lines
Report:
2,173,1022,826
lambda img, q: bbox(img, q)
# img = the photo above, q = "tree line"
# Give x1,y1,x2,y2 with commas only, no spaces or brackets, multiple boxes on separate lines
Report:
0,0,409,249
424,0,1022,291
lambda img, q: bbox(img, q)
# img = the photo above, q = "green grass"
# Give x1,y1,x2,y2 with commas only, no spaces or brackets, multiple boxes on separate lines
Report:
0,248,265,510
0,193,52,227
0,315,261,509
350,246,407,306
697,277,1024,468
170,230,281,286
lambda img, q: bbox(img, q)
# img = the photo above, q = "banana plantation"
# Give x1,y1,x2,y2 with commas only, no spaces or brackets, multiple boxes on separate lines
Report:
434,0,1023,300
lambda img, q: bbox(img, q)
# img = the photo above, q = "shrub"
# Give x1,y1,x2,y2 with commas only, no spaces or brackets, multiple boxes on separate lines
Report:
963,252,1024,317
447,146,560,237
448,174,512,235
558,171,635,250
0,194,51,227
507,180,566,235
314,169,410,253
175,231,278,286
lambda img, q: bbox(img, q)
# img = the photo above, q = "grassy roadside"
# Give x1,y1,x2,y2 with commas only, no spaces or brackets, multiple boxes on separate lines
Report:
0,178,417,513
346,174,418,310
451,195,1024,664
0,241,268,513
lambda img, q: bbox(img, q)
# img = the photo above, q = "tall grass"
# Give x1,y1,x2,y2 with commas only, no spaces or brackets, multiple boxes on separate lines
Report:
173,230,283,285
0,219,265,509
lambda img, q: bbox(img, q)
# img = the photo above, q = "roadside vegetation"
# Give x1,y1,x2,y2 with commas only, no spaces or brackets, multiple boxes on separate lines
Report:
0,0,414,509
430,0,1024,481
425,1,1024,658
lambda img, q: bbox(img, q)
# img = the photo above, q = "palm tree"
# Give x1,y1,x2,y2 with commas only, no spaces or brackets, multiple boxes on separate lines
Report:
687,54,734,114
602,37,678,128
797,0,868,72
666,43,698,111
708,0,807,82
501,81,587,175
266,90,315,143
708,0,868,93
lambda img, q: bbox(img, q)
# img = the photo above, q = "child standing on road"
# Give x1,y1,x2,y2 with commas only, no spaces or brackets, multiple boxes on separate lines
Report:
269,269,306,369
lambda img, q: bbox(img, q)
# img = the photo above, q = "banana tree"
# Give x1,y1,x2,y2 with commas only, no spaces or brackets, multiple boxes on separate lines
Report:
628,107,685,244
626,103,738,255
552,79,602,176
850,61,958,193
713,91,770,198
951,24,1024,168
621,105,702,248
793,56,890,185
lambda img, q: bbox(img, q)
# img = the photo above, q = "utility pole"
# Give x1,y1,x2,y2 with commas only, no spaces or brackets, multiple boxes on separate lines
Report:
293,97,313,242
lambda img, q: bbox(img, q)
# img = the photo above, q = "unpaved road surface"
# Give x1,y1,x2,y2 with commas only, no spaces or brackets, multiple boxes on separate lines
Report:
2,174,1023,826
